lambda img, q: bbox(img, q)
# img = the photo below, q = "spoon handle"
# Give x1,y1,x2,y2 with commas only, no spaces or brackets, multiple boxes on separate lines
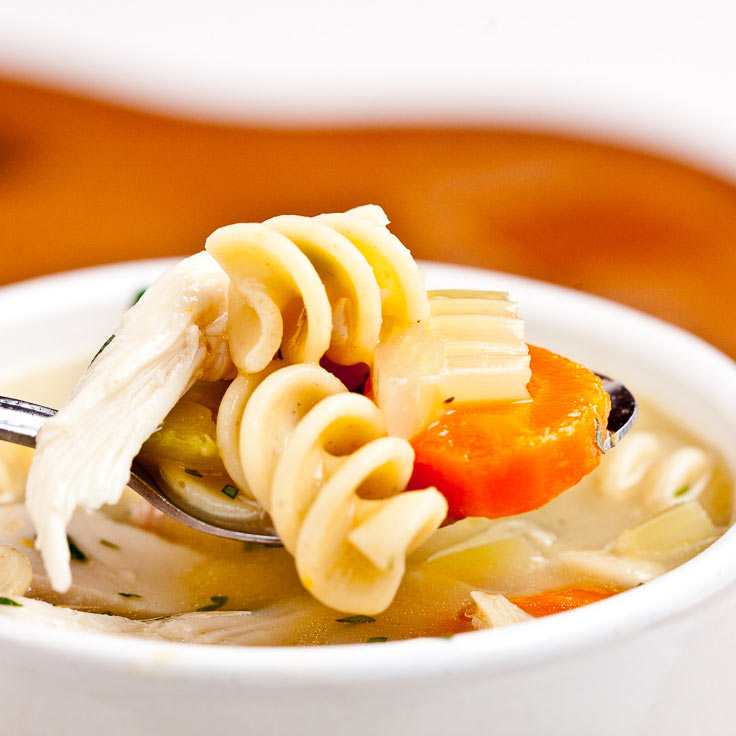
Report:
0,396,56,448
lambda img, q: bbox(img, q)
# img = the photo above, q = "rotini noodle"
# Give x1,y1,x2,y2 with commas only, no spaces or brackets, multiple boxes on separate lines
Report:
227,362,448,613
644,446,713,510
206,205,428,374
596,428,714,510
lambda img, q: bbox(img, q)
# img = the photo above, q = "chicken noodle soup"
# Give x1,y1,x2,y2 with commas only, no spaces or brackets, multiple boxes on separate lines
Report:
0,206,731,644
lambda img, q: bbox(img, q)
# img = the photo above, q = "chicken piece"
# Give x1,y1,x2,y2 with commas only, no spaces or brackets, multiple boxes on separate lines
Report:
26,252,234,593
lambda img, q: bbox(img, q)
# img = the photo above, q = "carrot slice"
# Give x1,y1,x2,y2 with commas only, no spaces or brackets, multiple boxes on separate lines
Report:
408,345,610,518
510,585,619,617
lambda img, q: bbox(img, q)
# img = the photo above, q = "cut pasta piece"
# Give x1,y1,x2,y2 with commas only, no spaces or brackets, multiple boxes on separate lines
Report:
0,544,32,596
614,500,719,565
470,591,533,629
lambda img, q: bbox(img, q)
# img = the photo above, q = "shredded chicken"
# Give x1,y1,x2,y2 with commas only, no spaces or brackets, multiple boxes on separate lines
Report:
26,252,234,592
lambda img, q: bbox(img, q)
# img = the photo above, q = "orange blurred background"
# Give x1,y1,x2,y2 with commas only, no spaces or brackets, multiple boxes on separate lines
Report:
1,77,734,358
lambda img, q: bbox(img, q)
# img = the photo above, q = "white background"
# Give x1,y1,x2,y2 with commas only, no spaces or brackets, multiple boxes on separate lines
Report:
1,1,735,173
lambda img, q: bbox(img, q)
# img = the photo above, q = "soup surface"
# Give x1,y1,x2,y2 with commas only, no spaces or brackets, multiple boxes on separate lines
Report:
0,352,730,646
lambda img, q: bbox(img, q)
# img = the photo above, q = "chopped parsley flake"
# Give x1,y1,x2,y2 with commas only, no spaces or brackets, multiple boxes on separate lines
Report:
100,539,120,550
184,468,203,477
367,636,387,643
0,597,21,607
90,334,115,364
118,592,142,599
221,484,239,499
197,595,228,612
335,615,376,624
131,286,148,305
243,542,269,551
67,536,88,563
674,485,691,497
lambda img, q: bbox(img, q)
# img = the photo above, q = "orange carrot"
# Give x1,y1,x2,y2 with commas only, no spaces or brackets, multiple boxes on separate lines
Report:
408,345,610,518
510,585,619,617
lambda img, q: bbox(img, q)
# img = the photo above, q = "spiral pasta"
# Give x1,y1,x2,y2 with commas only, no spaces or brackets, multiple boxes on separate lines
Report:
219,362,447,614
205,205,428,373
596,429,715,510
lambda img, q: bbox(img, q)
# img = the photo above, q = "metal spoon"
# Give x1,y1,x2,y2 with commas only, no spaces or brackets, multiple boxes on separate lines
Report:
0,396,281,546
0,377,636,544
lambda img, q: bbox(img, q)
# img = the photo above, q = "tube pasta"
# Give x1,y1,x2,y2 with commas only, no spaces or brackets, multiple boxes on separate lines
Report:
228,363,448,614
206,205,428,373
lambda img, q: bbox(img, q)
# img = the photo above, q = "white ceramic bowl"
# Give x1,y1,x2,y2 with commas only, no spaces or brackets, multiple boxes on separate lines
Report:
1,259,735,736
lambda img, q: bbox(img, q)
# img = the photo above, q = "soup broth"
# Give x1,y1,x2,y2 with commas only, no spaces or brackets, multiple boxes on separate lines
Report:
0,357,730,646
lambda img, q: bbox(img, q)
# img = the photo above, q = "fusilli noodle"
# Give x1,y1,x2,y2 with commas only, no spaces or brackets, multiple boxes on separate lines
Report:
222,362,447,613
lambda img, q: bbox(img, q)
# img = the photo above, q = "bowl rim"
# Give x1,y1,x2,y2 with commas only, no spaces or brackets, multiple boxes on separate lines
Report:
0,257,735,685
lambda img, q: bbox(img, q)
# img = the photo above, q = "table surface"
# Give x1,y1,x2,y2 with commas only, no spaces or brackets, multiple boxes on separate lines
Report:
0,77,734,359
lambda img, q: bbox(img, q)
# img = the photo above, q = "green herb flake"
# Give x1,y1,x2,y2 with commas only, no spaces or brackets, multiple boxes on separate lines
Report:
243,542,269,551
100,539,120,550
335,615,376,624
90,334,115,364
67,536,88,563
0,597,21,607
131,286,148,306
184,468,203,477
594,419,607,454
152,615,172,621
221,484,239,499
118,592,142,599
674,485,691,497
367,636,388,643
197,595,228,612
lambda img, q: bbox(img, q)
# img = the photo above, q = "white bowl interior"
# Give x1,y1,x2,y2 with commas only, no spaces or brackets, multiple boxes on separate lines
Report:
0,258,735,687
